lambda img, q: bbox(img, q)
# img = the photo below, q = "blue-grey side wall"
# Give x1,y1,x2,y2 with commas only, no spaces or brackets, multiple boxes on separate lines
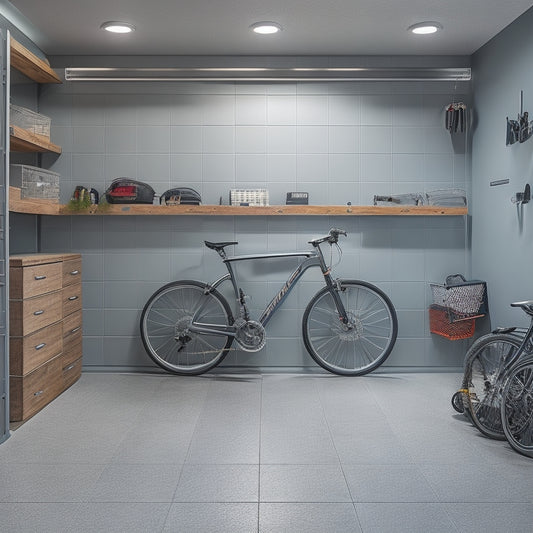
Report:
31,56,472,371
471,8,533,328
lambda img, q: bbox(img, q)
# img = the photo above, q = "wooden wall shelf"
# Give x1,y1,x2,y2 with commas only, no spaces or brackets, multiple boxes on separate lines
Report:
9,188,468,217
10,126,62,154
10,37,62,84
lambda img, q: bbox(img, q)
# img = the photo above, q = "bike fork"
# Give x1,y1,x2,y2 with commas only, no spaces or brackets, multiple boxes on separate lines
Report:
327,278,350,325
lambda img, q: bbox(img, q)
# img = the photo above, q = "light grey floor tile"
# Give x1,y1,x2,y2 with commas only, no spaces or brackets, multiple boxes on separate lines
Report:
260,425,339,464
0,463,105,502
445,502,533,533
259,503,361,533
421,463,533,503
343,464,439,502
186,422,260,464
163,502,258,532
334,434,413,464
0,503,80,533
89,463,182,502
186,377,261,464
260,464,351,502
111,421,193,464
67,502,170,533
355,503,459,533
0,425,126,465
174,464,259,502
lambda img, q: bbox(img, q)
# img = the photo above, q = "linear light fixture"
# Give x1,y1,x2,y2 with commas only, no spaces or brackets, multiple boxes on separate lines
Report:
65,66,471,82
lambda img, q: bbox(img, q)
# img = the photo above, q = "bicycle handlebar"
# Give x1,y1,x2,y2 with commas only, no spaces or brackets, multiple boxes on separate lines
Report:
309,228,347,246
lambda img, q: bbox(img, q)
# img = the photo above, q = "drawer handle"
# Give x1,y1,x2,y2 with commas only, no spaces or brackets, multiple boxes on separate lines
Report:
34,390,44,397
65,364,76,371
68,296,78,301
33,310,44,316
35,343,46,350
70,327,81,334
70,270,79,276
34,275,46,280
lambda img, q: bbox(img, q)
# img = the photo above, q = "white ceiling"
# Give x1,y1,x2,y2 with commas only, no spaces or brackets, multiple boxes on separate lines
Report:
6,0,533,57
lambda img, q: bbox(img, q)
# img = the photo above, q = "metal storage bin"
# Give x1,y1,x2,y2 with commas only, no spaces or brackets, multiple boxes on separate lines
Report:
373,193,424,206
428,274,487,340
10,164,60,202
428,305,476,340
230,188,269,206
10,104,51,138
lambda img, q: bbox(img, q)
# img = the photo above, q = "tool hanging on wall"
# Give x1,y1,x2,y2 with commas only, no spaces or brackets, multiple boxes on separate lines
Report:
445,102,466,133
506,90,533,145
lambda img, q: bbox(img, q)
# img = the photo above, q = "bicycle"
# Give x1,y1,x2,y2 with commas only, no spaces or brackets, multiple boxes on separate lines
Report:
140,228,398,376
452,300,533,442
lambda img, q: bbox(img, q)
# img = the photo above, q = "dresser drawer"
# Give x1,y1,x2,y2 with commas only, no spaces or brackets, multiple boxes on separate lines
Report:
62,283,82,317
10,321,63,376
10,355,63,422
62,257,82,287
63,310,82,356
10,290,63,337
62,356,82,390
10,261,62,300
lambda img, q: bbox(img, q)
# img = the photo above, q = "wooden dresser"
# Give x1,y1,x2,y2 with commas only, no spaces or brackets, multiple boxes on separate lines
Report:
9,253,82,422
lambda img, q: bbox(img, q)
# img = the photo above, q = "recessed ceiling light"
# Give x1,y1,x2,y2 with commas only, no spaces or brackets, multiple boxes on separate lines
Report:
250,21,282,35
100,21,135,34
408,21,442,35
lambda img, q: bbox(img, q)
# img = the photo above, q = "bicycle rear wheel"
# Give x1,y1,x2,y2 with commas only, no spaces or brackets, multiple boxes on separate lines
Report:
140,280,234,375
502,357,533,458
463,333,521,440
302,280,397,376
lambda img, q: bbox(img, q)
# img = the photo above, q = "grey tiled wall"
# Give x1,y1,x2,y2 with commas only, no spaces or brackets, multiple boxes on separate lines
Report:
35,76,473,371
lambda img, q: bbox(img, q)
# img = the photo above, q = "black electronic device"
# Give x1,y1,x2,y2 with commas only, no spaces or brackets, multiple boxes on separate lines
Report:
160,187,202,205
286,192,309,205
105,178,155,204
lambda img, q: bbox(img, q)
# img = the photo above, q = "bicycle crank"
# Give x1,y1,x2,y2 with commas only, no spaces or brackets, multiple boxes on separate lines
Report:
234,319,266,352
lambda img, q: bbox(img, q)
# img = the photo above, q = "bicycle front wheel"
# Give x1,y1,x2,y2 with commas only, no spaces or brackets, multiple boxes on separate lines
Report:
463,334,522,440
140,280,234,375
302,280,398,376
502,357,533,457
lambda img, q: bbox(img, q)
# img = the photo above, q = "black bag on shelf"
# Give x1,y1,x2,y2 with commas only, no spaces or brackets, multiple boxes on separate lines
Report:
105,178,155,204
160,187,201,205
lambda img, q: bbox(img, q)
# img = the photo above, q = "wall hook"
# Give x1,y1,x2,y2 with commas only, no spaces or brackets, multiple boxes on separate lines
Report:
511,183,530,205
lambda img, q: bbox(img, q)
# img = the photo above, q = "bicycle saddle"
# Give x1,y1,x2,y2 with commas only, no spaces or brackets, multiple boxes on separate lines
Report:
510,300,533,315
204,240,238,251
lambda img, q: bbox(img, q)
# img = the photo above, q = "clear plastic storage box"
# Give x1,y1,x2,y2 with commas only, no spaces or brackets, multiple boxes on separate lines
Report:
230,188,269,206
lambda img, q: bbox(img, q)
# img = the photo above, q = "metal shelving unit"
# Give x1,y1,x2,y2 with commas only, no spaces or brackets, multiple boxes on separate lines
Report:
0,30,10,444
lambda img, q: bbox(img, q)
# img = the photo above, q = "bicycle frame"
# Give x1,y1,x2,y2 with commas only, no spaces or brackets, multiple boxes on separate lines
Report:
491,322,533,385
188,244,349,338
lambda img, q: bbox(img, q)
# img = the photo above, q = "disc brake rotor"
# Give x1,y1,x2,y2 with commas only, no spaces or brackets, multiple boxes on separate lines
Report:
335,311,363,341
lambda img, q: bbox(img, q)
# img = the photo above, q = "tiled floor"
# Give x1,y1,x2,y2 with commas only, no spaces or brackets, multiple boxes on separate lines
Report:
1,371,533,532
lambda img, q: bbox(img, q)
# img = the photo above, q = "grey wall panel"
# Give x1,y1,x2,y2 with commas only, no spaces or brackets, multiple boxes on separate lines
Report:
471,8,533,328
33,59,472,372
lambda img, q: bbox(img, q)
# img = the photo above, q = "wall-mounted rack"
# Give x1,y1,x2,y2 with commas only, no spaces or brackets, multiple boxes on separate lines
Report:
65,66,472,83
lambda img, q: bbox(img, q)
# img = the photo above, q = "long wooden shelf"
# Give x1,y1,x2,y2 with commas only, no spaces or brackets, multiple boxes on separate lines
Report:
9,188,468,216
10,126,62,154
10,37,62,84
